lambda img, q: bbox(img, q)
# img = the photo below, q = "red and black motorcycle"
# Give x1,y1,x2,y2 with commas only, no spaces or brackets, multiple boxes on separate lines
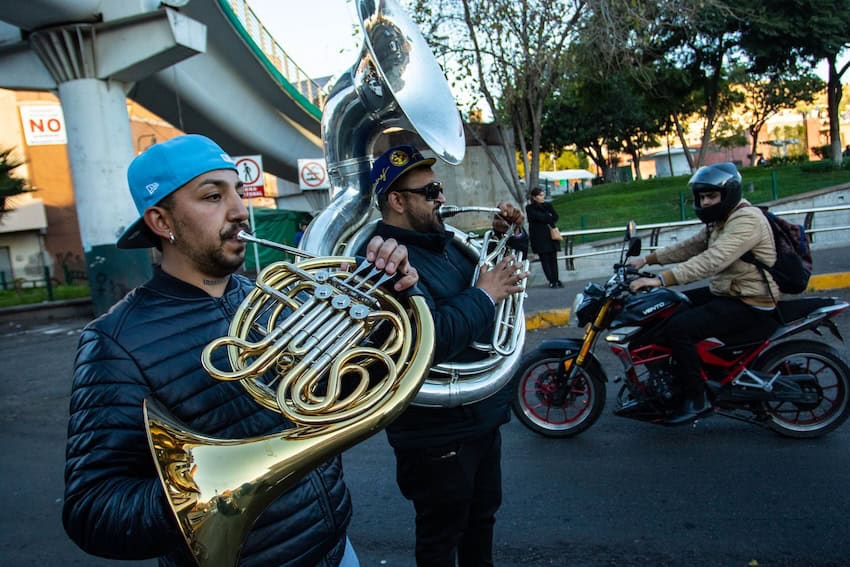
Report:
512,222,850,439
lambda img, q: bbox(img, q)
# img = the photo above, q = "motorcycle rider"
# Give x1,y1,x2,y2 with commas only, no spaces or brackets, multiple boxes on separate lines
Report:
627,162,779,424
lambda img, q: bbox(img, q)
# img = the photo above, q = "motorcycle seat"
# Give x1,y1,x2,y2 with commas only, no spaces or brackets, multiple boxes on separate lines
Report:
775,297,836,322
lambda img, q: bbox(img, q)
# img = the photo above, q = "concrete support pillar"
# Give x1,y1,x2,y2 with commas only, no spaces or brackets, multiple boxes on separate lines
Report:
58,78,153,314
5,8,207,315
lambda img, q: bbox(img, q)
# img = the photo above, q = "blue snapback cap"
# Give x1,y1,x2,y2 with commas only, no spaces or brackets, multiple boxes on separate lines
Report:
370,145,436,197
117,134,238,249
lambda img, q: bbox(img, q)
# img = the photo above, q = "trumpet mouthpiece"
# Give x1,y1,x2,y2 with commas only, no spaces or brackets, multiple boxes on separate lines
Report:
438,205,503,219
438,205,462,219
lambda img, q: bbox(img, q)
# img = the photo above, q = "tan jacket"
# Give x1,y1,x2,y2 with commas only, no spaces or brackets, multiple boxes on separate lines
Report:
646,199,779,307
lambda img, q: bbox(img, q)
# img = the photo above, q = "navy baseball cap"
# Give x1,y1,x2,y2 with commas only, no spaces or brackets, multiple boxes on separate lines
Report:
370,145,436,197
117,134,238,249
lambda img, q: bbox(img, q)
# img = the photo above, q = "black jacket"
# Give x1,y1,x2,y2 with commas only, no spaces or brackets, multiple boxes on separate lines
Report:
526,201,561,254
63,267,351,566
362,222,512,450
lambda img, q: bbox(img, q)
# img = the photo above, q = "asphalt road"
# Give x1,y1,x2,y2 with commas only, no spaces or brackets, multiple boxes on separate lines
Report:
2,288,850,567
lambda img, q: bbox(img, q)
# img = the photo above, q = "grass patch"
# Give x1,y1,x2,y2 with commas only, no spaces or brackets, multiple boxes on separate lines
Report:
0,284,90,308
552,163,850,238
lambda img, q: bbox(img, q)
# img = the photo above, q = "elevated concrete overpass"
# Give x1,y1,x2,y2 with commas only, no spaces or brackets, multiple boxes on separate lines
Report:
0,0,332,312
0,0,326,179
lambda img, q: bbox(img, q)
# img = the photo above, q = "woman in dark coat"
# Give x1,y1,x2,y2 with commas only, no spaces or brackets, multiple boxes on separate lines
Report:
526,186,562,288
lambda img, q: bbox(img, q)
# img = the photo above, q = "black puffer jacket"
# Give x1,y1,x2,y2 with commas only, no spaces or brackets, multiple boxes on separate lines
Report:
362,222,513,450
63,268,351,566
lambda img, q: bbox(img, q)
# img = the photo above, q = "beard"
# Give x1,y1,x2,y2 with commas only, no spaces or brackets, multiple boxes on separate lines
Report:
405,204,445,234
173,220,248,277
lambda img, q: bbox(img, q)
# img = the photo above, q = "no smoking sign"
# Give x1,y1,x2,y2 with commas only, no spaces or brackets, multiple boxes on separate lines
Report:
298,159,330,190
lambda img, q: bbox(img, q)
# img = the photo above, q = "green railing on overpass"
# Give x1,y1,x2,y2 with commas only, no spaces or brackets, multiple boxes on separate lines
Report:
221,0,327,119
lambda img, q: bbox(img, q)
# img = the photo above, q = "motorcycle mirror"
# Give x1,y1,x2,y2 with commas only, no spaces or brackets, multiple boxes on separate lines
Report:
624,220,637,241
627,236,642,258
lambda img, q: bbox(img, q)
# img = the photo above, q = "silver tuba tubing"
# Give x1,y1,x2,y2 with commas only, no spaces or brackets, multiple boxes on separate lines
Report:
299,0,466,257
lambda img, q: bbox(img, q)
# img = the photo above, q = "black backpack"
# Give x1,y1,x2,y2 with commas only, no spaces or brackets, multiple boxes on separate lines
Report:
742,206,813,294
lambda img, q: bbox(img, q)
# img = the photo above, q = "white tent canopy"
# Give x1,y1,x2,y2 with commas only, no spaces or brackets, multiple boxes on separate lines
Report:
539,169,595,181
538,169,596,193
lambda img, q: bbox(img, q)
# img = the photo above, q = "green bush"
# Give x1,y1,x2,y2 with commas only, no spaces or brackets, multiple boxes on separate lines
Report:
0,284,90,308
551,162,850,237
799,160,835,173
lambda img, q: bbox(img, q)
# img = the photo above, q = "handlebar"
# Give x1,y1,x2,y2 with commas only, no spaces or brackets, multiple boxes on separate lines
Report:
609,263,658,294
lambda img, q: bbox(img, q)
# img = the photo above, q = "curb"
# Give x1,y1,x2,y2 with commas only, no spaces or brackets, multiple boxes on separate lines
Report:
524,271,850,331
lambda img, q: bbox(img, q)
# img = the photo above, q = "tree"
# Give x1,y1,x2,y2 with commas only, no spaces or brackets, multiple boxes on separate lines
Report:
729,69,824,165
739,0,850,164
410,0,586,204
574,0,747,170
0,148,33,221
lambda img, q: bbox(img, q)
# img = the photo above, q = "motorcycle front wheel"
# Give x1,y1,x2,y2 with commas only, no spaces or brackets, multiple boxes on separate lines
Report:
754,339,850,438
512,349,606,438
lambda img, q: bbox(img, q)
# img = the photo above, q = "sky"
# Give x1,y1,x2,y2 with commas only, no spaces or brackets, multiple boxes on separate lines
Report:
247,0,362,80
245,1,846,88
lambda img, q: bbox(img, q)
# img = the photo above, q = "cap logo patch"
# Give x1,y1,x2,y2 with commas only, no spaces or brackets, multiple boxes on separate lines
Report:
389,150,409,166
146,182,159,195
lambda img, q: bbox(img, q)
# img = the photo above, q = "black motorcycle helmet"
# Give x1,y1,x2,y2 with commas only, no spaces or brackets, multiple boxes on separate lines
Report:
689,162,743,223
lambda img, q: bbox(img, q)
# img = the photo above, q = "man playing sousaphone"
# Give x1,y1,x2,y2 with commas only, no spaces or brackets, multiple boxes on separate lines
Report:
359,144,528,566
62,134,419,566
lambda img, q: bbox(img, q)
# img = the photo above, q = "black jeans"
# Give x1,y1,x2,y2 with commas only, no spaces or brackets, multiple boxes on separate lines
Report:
538,251,560,285
394,430,502,567
661,287,777,398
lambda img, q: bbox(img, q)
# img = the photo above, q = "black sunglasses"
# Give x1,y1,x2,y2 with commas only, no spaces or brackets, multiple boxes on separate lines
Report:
392,181,444,201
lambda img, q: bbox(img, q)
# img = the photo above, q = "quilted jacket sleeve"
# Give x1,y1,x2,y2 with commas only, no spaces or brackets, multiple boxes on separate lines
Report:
63,327,184,560
420,283,495,365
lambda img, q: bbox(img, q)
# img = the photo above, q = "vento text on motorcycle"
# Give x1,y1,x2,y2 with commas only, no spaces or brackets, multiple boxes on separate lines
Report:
512,222,850,438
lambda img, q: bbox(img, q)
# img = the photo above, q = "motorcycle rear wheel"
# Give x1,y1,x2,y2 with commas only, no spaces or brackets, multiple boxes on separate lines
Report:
512,349,606,438
754,339,850,438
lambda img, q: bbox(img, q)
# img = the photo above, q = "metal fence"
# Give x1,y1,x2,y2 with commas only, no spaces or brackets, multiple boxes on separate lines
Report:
226,0,328,110
0,266,57,300
557,204,850,270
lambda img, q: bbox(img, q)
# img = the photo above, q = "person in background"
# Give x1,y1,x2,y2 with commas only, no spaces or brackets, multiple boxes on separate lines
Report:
359,144,527,566
63,134,419,566
294,218,309,246
627,162,778,425
526,186,563,288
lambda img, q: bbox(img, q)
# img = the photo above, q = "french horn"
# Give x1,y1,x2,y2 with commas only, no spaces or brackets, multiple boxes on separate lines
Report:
145,235,434,567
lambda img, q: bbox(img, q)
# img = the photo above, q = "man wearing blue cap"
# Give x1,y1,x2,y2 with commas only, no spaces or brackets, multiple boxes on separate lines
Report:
361,144,527,566
63,134,418,566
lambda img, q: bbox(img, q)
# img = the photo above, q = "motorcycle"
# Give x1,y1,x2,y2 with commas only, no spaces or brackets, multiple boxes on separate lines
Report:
512,222,850,439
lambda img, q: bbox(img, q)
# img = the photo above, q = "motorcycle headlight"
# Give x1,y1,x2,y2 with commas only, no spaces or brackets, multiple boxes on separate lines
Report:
570,283,604,327
568,292,585,327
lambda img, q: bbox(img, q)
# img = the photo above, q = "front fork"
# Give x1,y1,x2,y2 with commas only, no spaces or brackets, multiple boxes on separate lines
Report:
562,300,612,380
